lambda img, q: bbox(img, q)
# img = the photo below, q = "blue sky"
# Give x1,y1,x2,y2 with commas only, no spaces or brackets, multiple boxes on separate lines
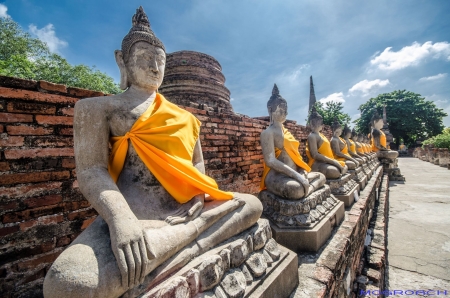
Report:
2,0,450,127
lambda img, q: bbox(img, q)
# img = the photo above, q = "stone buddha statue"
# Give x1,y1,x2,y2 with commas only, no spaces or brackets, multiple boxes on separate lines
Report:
329,119,359,170
260,84,326,199
44,7,262,298
342,125,365,165
371,111,399,159
351,129,368,161
306,107,348,179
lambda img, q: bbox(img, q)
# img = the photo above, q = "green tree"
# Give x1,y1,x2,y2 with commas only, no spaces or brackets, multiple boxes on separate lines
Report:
311,101,351,127
0,17,121,94
354,90,447,147
423,127,450,150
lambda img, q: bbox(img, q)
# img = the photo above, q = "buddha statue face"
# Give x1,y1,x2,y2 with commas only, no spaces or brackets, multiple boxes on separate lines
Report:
373,118,384,130
331,120,342,137
270,102,287,123
343,126,352,139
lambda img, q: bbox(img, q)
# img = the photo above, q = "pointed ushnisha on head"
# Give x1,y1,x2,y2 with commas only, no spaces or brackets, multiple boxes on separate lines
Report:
351,128,358,138
121,6,165,61
267,84,287,112
309,105,323,128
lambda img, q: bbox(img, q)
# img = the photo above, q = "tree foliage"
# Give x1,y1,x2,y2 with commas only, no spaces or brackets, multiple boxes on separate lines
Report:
354,90,447,147
422,127,450,150
311,101,351,127
0,17,121,94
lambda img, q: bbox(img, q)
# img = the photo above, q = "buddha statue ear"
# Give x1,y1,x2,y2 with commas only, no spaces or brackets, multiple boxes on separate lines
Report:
115,50,129,90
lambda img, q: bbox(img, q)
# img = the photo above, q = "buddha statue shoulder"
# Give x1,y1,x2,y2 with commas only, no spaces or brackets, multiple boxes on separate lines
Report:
370,111,399,159
351,129,369,161
44,7,262,298
306,107,348,179
329,119,359,170
260,84,326,199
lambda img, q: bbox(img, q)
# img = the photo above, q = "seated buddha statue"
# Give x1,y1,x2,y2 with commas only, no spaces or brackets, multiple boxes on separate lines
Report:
351,129,369,161
44,7,262,298
260,85,326,199
329,119,359,170
371,111,399,159
306,107,348,179
342,125,365,165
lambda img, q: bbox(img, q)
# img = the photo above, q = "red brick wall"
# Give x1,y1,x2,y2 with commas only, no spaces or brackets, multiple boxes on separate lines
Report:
0,75,332,297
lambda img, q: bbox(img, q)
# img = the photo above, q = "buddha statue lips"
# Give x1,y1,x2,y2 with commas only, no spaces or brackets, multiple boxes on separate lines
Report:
43,7,262,298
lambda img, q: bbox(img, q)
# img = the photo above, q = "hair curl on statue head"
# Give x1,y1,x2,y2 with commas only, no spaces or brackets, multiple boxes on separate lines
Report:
267,84,287,113
331,118,342,132
309,105,323,128
343,125,352,136
370,110,383,126
121,6,165,62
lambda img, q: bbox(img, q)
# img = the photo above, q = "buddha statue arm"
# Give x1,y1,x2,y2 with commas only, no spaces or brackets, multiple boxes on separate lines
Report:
307,134,343,170
345,139,360,159
331,138,359,166
261,130,309,193
74,99,148,289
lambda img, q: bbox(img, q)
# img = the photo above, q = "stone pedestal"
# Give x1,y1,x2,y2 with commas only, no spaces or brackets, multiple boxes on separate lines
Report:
379,157,405,181
259,185,345,252
351,167,367,190
130,219,298,298
326,173,360,207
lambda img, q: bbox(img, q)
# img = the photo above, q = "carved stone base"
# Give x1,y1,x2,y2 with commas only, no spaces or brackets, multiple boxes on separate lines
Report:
350,167,367,190
268,201,344,252
258,185,345,252
379,157,405,181
333,182,360,207
136,219,298,298
326,173,359,198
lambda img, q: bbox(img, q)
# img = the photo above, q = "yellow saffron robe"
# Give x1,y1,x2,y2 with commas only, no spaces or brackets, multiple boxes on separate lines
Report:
348,139,357,154
333,137,352,162
356,142,365,154
306,133,346,168
108,93,233,204
260,126,311,190
371,130,387,152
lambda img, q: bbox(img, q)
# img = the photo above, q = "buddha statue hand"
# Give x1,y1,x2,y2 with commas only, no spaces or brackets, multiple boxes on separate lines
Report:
295,173,310,196
109,211,149,289
165,194,205,225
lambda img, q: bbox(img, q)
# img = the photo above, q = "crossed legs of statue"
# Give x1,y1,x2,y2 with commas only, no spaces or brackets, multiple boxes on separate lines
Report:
43,194,262,298
311,162,346,179
377,150,399,159
265,170,326,200
344,160,357,170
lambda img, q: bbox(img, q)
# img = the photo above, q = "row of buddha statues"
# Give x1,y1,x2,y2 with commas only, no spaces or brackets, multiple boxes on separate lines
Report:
43,7,397,298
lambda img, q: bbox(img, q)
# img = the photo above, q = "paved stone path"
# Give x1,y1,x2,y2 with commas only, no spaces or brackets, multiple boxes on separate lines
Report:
386,157,450,294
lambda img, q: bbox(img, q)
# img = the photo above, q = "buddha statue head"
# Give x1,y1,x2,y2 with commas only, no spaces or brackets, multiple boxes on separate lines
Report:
371,110,384,130
351,128,358,140
115,6,166,90
331,118,342,137
309,106,323,132
343,125,352,139
267,84,287,124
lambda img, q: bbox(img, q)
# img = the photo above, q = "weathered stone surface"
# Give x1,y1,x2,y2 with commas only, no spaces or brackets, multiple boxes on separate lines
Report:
219,269,246,298
245,252,267,277
198,255,224,292
264,238,281,261
240,264,253,285
153,276,190,298
219,249,231,273
185,269,200,297
230,239,249,268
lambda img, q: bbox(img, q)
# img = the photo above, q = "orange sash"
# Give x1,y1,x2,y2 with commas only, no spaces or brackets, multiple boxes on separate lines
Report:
334,137,352,161
108,93,233,203
306,133,346,167
371,130,387,152
260,126,310,190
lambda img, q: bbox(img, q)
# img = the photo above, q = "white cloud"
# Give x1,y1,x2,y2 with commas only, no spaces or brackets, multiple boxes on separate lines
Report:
349,79,390,96
319,92,345,104
29,24,68,53
276,64,310,83
0,3,9,18
418,73,447,82
370,41,450,71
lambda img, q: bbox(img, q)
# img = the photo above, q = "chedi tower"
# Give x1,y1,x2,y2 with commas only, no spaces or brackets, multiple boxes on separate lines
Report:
159,51,233,112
